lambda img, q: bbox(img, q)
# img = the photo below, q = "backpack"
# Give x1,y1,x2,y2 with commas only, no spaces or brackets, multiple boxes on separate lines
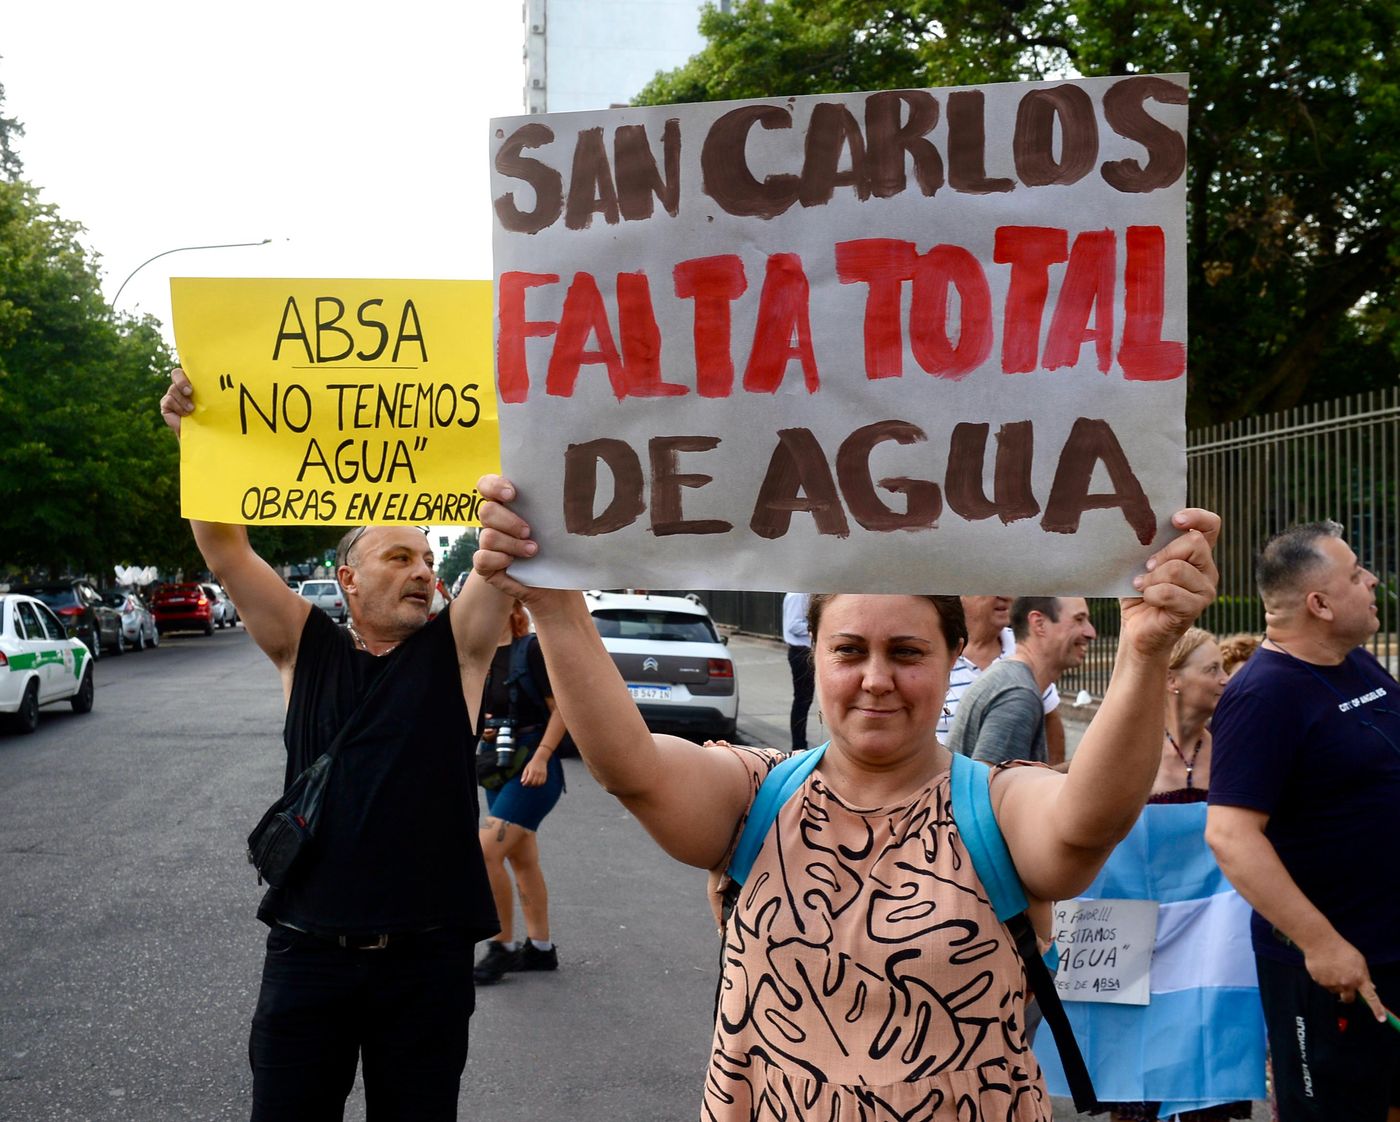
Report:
475,636,549,791
721,743,1099,1112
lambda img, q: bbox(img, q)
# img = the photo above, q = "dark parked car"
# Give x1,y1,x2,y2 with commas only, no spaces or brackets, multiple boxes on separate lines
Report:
11,579,123,658
150,583,216,635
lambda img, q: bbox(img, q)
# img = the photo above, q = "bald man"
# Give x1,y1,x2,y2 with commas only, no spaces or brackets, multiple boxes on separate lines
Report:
162,368,510,1121
1207,521,1400,1122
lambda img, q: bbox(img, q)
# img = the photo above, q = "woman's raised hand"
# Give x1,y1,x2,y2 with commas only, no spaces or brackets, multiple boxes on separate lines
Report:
1121,508,1221,658
473,474,542,602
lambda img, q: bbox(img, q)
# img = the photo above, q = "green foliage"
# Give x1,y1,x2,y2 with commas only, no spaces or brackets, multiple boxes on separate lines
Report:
0,176,186,578
438,529,479,587
0,79,346,582
0,79,23,181
636,0,1400,425
247,526,352,571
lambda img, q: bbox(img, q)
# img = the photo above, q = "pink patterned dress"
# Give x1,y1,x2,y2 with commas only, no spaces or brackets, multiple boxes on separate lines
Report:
705,745,1052,1122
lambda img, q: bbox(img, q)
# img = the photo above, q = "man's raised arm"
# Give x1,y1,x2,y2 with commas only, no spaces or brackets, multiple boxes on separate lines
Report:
161,368,310,681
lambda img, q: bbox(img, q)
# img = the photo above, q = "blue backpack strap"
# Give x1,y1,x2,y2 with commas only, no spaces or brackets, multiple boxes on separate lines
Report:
726,742,828,887
949,752,1028,923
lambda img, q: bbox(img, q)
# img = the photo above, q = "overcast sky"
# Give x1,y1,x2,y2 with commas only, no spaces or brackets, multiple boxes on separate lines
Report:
3,1,527,346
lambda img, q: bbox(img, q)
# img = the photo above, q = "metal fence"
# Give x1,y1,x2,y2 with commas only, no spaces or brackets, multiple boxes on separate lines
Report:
690,389,1400,698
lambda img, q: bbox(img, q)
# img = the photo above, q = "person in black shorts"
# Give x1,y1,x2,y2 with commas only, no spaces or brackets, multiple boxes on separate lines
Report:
161,368,512,1121
473,600,567,984
1207,521,1400,1121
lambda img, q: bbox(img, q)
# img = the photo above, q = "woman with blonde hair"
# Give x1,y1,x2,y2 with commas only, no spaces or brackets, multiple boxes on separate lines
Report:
1154,627,1231,800
1079,627,1260,1121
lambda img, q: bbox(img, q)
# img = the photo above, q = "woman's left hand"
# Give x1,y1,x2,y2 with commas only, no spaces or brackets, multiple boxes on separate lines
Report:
520,752,549,787
1121,508,1221,658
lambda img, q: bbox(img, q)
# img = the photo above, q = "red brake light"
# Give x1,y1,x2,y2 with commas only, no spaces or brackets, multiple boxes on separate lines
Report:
196,596,209,606
57,606,82,617
707,658,733,679
0,651,8,667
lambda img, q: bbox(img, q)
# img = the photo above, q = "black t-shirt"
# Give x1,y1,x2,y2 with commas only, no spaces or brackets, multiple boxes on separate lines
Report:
1209,646,1400,963
478,636,552,735
256,607,498,938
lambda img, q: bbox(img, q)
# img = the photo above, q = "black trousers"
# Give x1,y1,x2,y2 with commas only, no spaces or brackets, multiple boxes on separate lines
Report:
1256,953,1400,1122
249,925,475,1122
787,644,815,751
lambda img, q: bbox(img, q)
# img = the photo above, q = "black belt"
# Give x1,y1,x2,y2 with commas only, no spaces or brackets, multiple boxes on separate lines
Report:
277,921,444,950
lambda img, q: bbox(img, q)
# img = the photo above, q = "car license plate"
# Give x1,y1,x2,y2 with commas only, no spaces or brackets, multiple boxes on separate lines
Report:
627,684,673,701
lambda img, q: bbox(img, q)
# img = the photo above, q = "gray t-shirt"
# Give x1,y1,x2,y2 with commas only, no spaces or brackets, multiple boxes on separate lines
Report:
945,659,1047,765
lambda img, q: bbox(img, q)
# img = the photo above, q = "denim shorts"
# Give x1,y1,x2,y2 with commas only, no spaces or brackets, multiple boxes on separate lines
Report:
484,752,564,831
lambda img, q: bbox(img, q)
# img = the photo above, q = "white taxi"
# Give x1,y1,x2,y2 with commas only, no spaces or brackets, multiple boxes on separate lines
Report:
1,593,95,733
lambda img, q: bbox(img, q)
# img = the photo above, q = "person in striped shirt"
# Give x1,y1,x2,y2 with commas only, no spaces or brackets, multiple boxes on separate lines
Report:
939,595,1064,763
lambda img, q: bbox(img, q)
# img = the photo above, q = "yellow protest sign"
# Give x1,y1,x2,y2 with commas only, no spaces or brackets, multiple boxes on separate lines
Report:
171,278,497,525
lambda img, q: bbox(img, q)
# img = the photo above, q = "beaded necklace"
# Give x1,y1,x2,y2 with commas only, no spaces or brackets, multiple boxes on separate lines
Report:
1164,728,1204,789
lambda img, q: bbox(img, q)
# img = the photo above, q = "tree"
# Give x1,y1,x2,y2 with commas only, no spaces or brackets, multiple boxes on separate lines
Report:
636,0,1400,426
0,76,354,582
0,78,22,181
0,176,178,576
438,529,479,590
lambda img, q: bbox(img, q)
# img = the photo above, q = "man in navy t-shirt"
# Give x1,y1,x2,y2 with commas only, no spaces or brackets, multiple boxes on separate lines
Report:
1207,521,1400,1121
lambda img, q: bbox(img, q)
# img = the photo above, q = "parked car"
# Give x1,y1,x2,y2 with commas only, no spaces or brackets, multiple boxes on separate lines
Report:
298,579,347,622
11,579,122,658
584,591,738,741
0,593,95,732
202,583,239,628
99,589,160,651
150,582,216,635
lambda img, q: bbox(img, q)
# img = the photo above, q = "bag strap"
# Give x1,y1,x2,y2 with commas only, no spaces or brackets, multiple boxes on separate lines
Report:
726,742,828,888
948,753,1099,1113
505,635,547,723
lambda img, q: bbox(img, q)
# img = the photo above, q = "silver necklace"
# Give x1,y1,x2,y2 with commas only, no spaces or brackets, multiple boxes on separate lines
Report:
347,623,397,657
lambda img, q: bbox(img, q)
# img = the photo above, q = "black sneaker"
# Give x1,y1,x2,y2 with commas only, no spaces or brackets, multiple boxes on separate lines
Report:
473,941,520,985
515,942,558,972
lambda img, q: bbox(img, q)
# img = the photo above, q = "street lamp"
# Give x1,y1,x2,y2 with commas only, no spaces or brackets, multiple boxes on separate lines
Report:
111,238,273,308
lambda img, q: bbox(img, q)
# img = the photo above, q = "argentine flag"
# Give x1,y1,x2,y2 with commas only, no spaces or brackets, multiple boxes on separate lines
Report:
1036,801,1267,1118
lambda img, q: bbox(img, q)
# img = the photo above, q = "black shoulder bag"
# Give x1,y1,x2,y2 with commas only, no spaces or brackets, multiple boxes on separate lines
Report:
246,649,400,888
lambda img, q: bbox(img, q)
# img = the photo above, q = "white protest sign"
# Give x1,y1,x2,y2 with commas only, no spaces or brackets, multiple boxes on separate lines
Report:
1052,897,1159,1006
490,75,1188,593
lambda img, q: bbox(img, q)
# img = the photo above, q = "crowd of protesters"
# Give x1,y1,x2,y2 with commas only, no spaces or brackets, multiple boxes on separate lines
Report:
164,363,1399,1122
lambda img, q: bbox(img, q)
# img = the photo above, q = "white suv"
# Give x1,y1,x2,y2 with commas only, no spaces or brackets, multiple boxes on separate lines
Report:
297,579,347,623
585,591,738,742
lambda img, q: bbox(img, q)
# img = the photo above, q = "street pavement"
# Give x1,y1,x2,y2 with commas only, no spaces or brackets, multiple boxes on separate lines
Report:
0,623,1265,1120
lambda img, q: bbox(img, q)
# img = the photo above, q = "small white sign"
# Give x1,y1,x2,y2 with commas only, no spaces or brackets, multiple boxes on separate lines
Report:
1051,897,1159,1005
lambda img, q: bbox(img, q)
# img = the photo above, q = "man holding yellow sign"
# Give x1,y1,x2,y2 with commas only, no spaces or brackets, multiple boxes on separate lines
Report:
163,277,509,1120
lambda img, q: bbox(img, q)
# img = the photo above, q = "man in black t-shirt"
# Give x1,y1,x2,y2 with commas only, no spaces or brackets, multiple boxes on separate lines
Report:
162,369,514,1121
1207,521,1400,1122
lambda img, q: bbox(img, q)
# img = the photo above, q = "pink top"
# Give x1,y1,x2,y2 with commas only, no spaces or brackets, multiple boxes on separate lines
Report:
705,744,1052,1122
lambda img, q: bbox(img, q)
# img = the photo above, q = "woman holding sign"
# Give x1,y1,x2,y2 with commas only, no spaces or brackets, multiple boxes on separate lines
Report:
471,474,1218,1122
1072,629,1258,1122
